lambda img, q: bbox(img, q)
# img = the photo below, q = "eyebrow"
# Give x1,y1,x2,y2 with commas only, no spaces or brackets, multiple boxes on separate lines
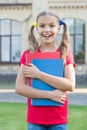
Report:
39,22,56,24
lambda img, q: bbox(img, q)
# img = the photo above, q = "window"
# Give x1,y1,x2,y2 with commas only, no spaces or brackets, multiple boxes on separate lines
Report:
57,18,85,63
0,19,21,63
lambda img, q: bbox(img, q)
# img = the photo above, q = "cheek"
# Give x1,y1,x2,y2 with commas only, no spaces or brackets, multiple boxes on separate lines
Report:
52,27,59,33
37,29,42,35
55,29,60,35
53,29,59,35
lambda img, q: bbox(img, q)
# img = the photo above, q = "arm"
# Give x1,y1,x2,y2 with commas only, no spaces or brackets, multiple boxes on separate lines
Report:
24,63,75,92
15,64,66,104
38,64,75,92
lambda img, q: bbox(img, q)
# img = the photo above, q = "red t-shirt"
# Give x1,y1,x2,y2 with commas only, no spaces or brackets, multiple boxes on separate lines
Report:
20,48,75,125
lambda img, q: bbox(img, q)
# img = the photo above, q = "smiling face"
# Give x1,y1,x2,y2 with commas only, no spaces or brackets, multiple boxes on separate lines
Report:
36,15,60,45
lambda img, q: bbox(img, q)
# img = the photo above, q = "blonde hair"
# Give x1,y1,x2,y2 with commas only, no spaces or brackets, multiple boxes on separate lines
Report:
28,10,70,59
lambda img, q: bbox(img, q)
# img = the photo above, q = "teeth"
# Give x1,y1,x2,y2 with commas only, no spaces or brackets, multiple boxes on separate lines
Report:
43,35,51,37
45,36,50,37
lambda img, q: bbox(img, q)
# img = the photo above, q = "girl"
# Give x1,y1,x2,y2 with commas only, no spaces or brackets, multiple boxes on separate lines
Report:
15,10,76,130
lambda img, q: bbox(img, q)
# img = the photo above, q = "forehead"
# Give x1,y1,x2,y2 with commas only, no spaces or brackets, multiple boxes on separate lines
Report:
37,15,58,24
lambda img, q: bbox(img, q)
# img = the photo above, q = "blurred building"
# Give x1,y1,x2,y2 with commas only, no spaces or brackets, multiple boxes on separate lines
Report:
0,0,87,85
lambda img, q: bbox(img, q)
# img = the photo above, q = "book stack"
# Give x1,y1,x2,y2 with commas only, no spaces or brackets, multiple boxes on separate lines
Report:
26,52,64,106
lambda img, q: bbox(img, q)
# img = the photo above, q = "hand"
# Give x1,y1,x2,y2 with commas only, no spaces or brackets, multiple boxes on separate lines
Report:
24,63,40,78
49,89,66,104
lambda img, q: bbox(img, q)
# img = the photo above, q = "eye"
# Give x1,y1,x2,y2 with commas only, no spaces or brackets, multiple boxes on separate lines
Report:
50,24,55,28
39,24,45,28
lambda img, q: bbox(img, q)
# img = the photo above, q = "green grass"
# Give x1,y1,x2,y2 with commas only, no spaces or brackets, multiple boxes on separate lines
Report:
68,105,87,130
0,102,27,130
0,102,87,130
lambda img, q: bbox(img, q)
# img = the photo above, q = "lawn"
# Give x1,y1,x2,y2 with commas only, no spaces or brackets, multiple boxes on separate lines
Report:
68,105,87,130
0,102,87,130
0,102,27,130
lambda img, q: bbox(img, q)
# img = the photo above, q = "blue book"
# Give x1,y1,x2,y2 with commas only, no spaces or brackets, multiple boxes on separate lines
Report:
32,59,64,106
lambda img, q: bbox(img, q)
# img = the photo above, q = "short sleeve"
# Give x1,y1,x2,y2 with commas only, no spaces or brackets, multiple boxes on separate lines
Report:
65,50,76,67
19,50,29,65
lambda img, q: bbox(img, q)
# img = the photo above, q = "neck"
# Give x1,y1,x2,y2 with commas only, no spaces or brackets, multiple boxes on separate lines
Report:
39,44,58,52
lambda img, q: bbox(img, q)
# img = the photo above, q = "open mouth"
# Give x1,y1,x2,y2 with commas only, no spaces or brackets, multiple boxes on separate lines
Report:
42,34,53,39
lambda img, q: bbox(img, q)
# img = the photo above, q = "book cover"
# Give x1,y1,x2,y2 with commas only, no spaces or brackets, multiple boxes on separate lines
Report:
32,59,64,106
26,52,64,106
26,51,61,65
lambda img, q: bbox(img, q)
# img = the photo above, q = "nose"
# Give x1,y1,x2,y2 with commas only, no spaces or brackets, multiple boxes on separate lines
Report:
45,26,50,32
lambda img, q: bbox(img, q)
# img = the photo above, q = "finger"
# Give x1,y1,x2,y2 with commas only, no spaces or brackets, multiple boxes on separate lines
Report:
61,97,66,101
58,99,64,104
60,99,65,104
24,72,28,76
24,67,28,71
60,101,64,104
28,63,34,67
29,63,37,69
24,69,28,74
61,95,66,98
60,96,66,103
25,73,30,77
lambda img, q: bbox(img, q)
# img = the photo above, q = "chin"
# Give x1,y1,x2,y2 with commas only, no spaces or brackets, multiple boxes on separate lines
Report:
43,41,53,44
